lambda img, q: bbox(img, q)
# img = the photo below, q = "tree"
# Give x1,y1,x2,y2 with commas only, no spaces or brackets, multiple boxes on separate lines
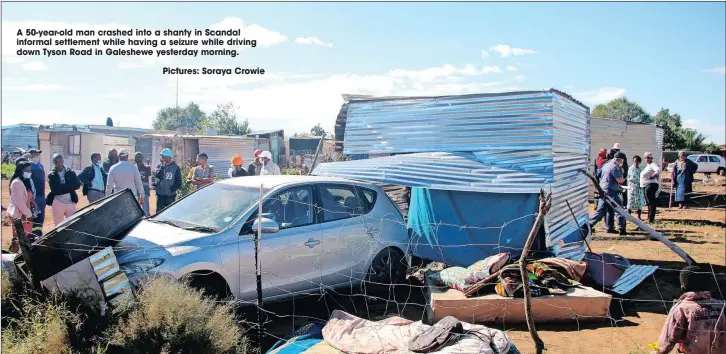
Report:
152,102,208,131
106,117,114,127
310,123,326,137
206,102,251,135
679,128,708,151
591,97,652,124
653,108,686,150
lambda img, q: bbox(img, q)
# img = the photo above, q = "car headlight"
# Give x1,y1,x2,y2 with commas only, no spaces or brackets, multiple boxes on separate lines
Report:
119,258,165,276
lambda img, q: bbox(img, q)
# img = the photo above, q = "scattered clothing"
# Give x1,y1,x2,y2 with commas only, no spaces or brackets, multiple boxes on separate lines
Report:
536,257,588,282
654,291,725,354
322,310,517,354
105,161,144,198
627,165,646,210
495,262,578,298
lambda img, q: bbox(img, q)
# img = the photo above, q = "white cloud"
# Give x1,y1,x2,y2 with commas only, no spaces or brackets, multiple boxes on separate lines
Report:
3,18,288,69
487,44,538,57
481,50,489,57
574,87,626,106
295,37,333,48
172,64,523,134
21,61,48,71
104,92,126,98
5,57,25,64
684,119,726,144
3,84,65,91
701,67,725,74
507,65,517,71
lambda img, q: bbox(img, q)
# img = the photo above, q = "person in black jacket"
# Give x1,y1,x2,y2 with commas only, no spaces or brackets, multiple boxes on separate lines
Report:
153,148,182,212
78,153,108,203
47,154,82,226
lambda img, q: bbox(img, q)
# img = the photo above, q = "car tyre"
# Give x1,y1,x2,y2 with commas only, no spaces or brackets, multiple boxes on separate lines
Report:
361,248,407,296
186,272,231,301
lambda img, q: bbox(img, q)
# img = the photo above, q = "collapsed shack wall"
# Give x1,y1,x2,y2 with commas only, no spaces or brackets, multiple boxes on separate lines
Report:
318,89,591,260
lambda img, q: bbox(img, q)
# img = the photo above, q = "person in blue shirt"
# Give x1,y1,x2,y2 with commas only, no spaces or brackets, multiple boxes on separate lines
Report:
26,149,46,237
78,153,108,203
588,152,627,235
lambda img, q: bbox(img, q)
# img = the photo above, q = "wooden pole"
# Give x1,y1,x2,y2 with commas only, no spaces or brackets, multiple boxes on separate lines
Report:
519,189,551,354
308,134,325,175
565,199,592,253
579,170,696,265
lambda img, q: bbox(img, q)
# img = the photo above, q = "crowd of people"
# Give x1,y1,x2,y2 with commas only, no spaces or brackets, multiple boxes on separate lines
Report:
5,147,280,251
589,143,698,234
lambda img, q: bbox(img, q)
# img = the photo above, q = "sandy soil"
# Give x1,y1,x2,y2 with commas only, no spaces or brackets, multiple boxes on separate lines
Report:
2,175,724,354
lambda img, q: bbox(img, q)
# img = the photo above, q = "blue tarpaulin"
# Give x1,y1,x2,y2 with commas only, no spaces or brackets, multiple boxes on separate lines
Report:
407,188,539,267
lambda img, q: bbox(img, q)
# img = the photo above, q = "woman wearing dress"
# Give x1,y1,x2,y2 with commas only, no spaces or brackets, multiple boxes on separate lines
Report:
672,151,698,209
6,160,39,252
627,155,646,220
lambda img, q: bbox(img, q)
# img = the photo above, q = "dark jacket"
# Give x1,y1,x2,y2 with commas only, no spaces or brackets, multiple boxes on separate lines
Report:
247,163,257,176
46,167,81,205
102,159,118,174
30,162,46,202
154,162,182,196
78,164,108,196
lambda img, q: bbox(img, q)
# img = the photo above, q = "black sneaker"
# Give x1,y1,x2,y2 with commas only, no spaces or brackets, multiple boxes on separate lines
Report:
619,229,627,236
606,229,618,234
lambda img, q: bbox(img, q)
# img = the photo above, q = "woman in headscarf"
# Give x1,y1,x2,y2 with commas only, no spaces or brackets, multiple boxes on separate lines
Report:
672,151,699,209
594,148,608,180
627,155,646,219
6,161,39,252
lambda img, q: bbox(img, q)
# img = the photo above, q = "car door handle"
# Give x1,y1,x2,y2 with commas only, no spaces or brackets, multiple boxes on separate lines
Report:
304,238,321,248
367,228,380,236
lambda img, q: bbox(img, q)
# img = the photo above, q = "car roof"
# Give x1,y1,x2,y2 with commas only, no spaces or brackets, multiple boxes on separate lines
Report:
217,175,360,189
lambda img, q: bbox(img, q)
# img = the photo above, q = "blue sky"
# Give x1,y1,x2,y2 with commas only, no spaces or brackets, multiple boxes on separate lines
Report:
3,2,725,143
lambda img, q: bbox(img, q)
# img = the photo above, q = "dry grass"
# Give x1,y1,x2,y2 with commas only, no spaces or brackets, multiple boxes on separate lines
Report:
106,276,247,354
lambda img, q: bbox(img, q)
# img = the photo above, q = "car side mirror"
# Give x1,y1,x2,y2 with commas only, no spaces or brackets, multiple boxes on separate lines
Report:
251,217,280,234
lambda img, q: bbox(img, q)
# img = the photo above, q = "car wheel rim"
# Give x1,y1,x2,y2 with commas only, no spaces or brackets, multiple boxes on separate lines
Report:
370,251,402,283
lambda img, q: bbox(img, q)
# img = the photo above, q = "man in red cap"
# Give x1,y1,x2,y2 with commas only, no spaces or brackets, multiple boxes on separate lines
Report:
248,149,263,176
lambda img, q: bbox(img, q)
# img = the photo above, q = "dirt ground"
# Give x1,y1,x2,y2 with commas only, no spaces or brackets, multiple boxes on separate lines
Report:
1,174,724,354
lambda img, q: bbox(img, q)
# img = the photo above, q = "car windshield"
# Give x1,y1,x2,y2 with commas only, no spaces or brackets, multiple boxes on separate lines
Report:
152,183,266,232
687,155,697,161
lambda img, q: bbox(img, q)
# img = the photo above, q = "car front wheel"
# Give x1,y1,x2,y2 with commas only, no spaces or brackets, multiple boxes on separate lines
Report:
364,248,407,289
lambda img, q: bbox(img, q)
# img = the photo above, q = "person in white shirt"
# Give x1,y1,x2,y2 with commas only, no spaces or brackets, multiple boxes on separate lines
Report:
105,149,145,206
639,152,661,223
259,151,281,176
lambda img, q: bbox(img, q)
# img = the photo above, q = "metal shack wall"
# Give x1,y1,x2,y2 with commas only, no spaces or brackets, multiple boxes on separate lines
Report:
549,94,590,257
198,137,255,179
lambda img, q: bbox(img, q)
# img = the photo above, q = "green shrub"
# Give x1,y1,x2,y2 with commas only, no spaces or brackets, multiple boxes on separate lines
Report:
107,277,247,354
2,163,15,178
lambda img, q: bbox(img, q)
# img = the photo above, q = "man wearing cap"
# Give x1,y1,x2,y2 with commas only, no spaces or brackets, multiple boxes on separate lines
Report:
46,154,82,226
611,143,629,207
79,153,108,203
105,149,145,207
259,151,281,176
228,155,249,178
188,153,215,191
25,149,46,236
134,152,152,216
588,151,628,235
154,148,182,212
248,149,263,176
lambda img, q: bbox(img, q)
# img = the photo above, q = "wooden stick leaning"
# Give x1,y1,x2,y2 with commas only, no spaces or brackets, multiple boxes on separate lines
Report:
520,189,551,354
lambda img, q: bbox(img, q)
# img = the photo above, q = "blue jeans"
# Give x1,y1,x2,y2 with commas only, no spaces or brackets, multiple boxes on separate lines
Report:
142,185,150,216
589,189,626,231
32,197,46,236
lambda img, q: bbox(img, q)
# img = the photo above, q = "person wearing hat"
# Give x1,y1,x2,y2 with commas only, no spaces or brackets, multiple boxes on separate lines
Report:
611,143,629,207
134,152,152,216
154,148,182,212
46,154,82,226
26,148,47,236
248,149,263,176
587,151,627,235
105,149,145,208
228,155,249,178
259,150,281,176
79,152,108,203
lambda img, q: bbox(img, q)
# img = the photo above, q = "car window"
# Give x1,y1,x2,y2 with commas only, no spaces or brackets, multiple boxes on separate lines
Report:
697,156,708,162
687,155,697,161
261,186,314,229
359,188,377,213
319,185,366,222
709,156,721,163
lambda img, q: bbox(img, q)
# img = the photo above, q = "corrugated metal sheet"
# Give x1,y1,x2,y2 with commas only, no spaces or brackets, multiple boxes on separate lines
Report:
198,136,255,179
1,124,39,151
610,264,659,295
315,89,591,258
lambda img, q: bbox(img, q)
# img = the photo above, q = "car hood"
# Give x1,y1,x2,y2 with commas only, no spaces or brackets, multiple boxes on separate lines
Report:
115,220,213,263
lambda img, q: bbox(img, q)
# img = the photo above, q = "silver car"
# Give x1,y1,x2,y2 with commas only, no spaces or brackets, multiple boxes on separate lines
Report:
115,175,410,302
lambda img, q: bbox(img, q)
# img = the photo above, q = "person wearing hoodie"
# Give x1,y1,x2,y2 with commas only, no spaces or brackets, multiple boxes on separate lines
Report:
6,161,40,252
154,148,182,212
46,154,82,226
103,149,119,174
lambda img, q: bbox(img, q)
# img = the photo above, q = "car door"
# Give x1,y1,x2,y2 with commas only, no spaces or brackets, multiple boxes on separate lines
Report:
709,156,722,173
695,155,709,173
316,183,375,287
238,185,322,300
